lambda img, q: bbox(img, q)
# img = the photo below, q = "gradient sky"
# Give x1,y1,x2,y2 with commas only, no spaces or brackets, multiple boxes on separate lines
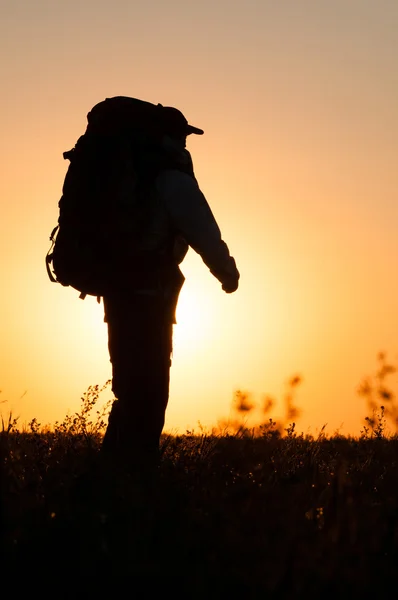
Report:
1,0,397,436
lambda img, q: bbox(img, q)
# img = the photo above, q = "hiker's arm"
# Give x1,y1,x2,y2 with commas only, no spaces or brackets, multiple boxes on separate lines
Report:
155,169,239,293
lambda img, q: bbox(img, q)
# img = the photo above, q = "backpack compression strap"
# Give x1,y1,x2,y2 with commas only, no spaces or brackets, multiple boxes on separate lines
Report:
45,225,59,283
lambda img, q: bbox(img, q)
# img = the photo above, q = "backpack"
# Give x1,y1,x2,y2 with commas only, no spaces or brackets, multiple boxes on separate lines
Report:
46,96,199,300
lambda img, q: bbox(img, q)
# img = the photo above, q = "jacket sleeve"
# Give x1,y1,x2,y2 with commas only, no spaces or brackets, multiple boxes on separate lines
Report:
155,169,240,292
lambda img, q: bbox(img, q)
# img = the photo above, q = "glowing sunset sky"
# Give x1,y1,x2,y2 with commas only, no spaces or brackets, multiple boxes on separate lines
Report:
1,0,397,435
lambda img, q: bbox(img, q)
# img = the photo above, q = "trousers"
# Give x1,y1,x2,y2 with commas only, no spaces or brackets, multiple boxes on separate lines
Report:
101,292,174,463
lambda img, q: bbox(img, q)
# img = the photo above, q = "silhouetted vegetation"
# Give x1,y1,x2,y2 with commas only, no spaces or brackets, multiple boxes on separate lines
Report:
2,355,398,596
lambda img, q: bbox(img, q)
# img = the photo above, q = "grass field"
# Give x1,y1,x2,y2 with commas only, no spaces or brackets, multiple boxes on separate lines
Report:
2,410,398,597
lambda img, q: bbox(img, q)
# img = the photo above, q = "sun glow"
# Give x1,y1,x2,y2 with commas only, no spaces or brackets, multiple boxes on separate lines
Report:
173,284,215,351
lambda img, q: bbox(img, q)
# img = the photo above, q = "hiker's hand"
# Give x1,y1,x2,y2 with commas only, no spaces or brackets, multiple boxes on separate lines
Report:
222,258,239,293
222,279,239,293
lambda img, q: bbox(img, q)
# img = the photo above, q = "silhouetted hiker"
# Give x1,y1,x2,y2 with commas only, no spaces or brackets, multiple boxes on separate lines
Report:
47,97,239,475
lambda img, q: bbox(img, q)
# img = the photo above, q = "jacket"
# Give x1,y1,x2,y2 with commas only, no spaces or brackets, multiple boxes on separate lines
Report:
153,168,239,292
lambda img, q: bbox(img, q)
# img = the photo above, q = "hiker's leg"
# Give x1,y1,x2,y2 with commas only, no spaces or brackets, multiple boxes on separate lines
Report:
102,295,172,463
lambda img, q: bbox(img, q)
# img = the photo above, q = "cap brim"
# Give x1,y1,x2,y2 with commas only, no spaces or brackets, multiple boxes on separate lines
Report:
187,124,204,135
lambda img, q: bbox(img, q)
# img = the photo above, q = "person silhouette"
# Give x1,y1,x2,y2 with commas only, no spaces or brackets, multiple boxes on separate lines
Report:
98,105,240,473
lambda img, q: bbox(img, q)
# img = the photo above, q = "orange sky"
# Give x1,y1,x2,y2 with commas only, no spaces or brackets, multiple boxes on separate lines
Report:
1,0,398,436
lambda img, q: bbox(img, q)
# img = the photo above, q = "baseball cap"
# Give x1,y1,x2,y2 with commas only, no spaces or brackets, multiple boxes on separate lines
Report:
162,106,204,137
